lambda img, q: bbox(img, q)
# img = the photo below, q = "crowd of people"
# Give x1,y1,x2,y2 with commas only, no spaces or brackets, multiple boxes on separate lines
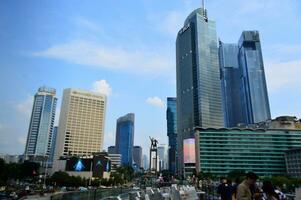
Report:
217,172,286,200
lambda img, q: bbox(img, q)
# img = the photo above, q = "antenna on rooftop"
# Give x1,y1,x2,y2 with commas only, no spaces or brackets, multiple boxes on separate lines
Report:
202,0,208,22
202,0,205,9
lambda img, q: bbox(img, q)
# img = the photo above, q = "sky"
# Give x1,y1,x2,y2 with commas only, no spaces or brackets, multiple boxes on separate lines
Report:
0,0,301,156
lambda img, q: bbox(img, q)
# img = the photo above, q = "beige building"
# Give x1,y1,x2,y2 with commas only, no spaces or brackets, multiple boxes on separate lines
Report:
53,89,106,172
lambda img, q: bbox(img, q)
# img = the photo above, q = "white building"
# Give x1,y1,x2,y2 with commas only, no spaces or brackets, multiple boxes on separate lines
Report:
53,88,106,172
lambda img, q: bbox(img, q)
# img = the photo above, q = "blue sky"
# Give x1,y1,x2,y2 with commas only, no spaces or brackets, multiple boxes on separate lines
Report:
0,0,300,156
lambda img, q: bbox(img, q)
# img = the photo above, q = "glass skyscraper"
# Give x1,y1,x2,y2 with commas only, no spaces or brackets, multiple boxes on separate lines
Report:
219,31,271,126
219,42,245,127
238,31,271,124
166,97,177,174
24,87,57,158
176,7,224,174
115,113,134,166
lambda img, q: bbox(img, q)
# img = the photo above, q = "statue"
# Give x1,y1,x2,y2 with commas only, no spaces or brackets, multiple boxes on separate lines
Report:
149,137,158,149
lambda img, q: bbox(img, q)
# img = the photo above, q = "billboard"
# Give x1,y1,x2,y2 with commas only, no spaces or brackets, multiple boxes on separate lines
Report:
92,155,111,178
183,138,196,164
65,157,92,172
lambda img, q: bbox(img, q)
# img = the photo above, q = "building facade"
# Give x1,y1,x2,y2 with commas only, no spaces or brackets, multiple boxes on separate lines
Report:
176,7,224,175
108,153,122,172
115,113,134,166
166,97,177,174
108,146,116,154
219,42,244,127
48,126,58,167
157,145,168,171
238,31,271,124
53,89,106,170
24,87,57,158
195,127,301,176
133,146,142,169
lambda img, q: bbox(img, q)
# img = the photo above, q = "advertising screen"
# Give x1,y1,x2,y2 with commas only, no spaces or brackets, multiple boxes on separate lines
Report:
92,155,111,178
183,138,196,164
65,157,92,172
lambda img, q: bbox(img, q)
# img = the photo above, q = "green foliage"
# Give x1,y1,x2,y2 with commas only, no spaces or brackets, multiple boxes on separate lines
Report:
227,170,246,183
49,171,85,187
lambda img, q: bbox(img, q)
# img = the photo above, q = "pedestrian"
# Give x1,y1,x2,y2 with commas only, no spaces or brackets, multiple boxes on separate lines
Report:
232,178,240,200
217,178,232,200
261,181,280,200
236,172,258,200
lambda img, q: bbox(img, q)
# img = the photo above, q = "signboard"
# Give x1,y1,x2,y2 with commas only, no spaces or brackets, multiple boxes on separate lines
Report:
65,157,92,172
183,138,196,164
92,155,111,178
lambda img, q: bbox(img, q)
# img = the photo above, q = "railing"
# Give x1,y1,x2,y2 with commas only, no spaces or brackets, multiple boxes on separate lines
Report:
50,187,132,200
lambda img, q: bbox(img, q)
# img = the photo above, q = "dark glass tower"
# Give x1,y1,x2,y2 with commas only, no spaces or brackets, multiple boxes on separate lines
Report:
24,87,57,158
133,146,142,169
219,42,245,127
166,97,177,174
115,113,134,166
176,7,224,174
238,31,271,124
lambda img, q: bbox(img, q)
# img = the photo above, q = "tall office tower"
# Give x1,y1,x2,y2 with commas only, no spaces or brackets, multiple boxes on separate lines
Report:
157,144,168,171
115,113,134,166
238,31,271,124
48,126,58,167
108,146,116,154
24,87,57,159
219,42,245,127
54,89,106,161
142,154,149,170
166,97,177,174
133,146,142,168
176,5,223,174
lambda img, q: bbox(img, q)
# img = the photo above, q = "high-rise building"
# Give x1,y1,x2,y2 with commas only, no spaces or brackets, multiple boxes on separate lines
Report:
24,87,57,159
238,31,271,124
48,126,58,167
108,146,116,154
108,153,122,172
54,89,106,164
115,113,134,166
133,146,142,169
166,97,177,174
143,154,148,170
176,6,223,175
219,31,271,126
157,144,168,171
219,42,244,127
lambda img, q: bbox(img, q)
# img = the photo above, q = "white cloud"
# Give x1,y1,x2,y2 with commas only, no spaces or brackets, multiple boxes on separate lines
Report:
92,80,112,96
75,18,103,33
146,97,165,108
16,95,34,118
33,40,173,75
265,59,301,92
17,137,26,145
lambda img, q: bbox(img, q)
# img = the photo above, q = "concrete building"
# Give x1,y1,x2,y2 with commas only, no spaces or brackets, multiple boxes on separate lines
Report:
24,87,57,159
108,154,122,172
195,119,301,176
285,148,301,178
157,145,168,171
53,89,106,172
143,154,148,170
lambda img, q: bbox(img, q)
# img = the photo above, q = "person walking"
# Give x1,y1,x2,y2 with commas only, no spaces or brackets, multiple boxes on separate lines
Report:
262,181,280,200
236,172,258,200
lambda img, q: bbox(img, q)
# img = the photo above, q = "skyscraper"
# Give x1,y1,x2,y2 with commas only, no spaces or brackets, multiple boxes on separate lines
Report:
219,31,271,126
219,42,244,127
24,87,57,159
54,89,106,164
133,146,142,169
166,97,177,174
157,144,168,171
176,6,223,174
48,126,58,167
238,31,271,124
115,113,134,166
